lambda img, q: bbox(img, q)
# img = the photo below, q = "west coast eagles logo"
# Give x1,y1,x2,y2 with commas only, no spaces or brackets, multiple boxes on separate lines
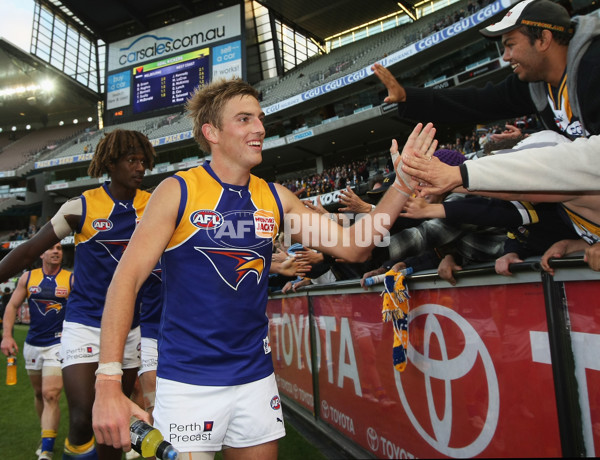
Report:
31,299,63,316
190,208,276,290
194,247,265,291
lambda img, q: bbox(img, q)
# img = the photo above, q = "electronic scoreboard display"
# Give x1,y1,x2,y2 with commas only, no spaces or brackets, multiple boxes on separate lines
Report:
104,4,243,125
132,49,209,114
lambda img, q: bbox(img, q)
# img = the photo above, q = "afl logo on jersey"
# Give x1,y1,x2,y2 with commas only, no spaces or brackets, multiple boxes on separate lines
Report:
29,286,42,295
92,219,113,231
190,210,223,229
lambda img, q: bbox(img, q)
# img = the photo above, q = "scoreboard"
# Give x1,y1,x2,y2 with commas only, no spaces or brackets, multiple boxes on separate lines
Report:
105,5,243,125
132,49,209,114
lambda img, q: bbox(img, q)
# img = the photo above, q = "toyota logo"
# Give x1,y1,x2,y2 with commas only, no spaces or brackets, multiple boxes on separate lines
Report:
321,400,330,418
396,303,499,457
366,427,379,451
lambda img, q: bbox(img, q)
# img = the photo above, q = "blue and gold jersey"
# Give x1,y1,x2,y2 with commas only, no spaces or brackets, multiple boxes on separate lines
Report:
546,73,588,139
159,162,283,386
66,182,151,328
26,267,72,347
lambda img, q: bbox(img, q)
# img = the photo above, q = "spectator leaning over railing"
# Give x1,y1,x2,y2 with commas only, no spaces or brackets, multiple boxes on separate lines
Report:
373,0,600,139
401,127,600,274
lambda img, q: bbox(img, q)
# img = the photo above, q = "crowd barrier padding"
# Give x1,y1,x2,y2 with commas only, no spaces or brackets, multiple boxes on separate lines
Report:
267,258,600,458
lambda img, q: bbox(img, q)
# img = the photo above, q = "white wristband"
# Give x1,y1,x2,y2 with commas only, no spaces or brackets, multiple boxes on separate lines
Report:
95,361,123,376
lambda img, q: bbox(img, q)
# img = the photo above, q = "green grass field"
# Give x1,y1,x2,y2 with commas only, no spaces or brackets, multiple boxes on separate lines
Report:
0,325,327,460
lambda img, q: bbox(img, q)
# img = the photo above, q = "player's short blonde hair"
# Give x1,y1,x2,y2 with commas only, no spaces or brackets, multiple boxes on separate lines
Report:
186,78,260,153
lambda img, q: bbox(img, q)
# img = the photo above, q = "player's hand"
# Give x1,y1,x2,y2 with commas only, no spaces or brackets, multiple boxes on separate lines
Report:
0,336,18,356
391,122,438,197
93,380,150,451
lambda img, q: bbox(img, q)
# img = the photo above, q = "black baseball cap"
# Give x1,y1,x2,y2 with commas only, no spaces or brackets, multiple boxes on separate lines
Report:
480,0,572,38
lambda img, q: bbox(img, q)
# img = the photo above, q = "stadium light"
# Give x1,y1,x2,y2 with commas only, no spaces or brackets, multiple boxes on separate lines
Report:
73,119,78,124
59,121,64,126
40,79,55,93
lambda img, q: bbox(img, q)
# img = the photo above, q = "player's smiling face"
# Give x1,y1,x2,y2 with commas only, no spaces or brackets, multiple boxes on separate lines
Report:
213,95,265,169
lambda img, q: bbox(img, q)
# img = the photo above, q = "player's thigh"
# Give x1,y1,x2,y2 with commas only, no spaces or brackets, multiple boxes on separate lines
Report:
222,440,278,460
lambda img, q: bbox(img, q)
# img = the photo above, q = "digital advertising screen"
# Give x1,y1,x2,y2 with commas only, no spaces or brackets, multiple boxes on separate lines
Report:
105,4,243,124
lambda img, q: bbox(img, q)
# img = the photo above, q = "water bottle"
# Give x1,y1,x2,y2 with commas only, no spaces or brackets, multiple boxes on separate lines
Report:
130,418,179,460
364,267,413,287
6,355,17,385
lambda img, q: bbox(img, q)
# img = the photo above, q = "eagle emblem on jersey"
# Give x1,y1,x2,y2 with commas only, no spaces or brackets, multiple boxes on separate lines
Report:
31,299,63,316
194,247,265,291
96,240,130,263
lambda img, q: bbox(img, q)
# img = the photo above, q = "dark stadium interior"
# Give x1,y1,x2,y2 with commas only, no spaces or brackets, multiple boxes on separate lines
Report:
4,0,595,222
0,0,515,198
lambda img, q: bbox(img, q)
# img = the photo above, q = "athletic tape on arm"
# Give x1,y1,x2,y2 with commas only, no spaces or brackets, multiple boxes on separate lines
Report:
50,198,82,238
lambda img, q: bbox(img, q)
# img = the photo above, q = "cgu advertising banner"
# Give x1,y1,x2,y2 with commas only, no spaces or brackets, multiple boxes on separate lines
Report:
267,282,565,458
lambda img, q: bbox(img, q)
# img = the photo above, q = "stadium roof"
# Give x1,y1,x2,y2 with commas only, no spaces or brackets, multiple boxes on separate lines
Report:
0,38,99,131
0,0,412,132
53,0,413,44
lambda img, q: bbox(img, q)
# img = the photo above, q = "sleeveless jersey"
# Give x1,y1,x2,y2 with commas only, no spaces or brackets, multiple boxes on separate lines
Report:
66,182,150,328
25,267,73,347
158,162,283,386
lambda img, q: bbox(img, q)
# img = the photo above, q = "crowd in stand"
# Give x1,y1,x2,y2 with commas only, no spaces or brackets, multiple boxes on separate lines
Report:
278,158,374,198
272,0,600,293
276,116,535,199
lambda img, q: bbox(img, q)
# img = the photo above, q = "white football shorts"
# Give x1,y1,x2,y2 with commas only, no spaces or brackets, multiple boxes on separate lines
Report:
139,336,158,376
60,321,141,369
153,373,286,453
23,342,62,375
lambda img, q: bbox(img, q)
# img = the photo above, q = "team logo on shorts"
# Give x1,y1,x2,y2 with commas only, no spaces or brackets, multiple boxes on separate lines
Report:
270,396,281,410
204,421,214,432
